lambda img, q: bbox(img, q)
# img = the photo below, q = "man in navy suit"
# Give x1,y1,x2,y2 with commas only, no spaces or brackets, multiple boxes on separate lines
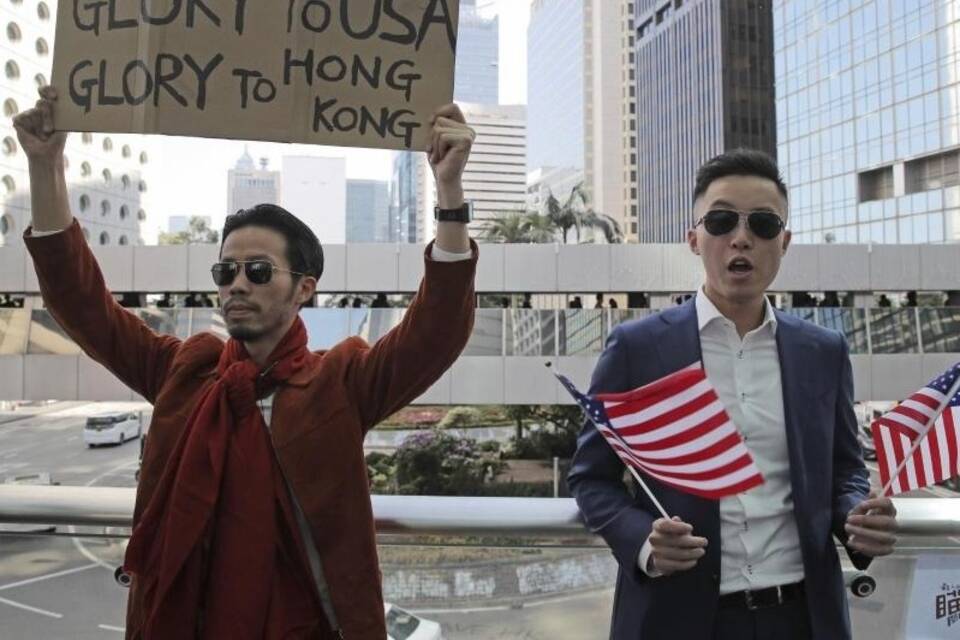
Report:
568,149,899,640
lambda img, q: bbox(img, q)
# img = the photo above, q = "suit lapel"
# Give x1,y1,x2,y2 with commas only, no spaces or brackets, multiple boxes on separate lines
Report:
774,311,813,502
654,298,703,376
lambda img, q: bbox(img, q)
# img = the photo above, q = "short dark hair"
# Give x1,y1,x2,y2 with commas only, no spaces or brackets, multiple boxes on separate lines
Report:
221,204,324,281
693,149,788,204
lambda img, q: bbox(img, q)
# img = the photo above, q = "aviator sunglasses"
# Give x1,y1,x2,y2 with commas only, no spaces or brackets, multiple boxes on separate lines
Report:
695,209,786,240
211,260,307,286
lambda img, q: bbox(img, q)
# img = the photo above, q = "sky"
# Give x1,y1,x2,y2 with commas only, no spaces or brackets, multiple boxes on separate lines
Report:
146,0,532,242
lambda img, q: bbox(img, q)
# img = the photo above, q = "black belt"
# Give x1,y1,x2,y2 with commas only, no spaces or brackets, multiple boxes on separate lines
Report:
718,580,805,610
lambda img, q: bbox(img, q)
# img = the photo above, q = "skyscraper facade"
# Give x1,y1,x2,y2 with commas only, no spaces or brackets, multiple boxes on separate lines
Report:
634,0,776,242
281,156,346,244
775,0,960,244
346,179,391,243
526,0,639,241
0,0,151,247
527,0,585,174
227,149,279,216
390,0,500,243
455,0,500,104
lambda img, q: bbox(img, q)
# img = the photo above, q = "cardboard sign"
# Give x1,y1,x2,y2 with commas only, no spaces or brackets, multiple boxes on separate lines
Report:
51,1,460,150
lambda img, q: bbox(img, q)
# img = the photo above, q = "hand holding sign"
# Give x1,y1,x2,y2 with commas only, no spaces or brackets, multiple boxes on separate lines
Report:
428,104,475,207
13,87,67,162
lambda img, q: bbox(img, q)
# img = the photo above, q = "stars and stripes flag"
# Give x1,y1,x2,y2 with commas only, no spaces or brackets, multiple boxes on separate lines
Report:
553,365,764,501
871,362,960,496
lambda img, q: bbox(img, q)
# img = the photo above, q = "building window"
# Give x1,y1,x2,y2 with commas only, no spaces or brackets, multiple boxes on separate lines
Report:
138,180,147,192
121,174,131,189
137,209,146,221
905,150,960,194
80,161,92,176
3,98,17,116
34,73,45,87
99,231,110,246
103,137,113,152
120,205,129,220
101,200,111,217
2,136,16,156
5,60,19,79
0,213,12,237
81,132,93,144
858,167,894,202
79,194,90,211
35,37,48,56
2,175,14,193
121,144,131,158
6,22,21,42
118,235,128,246
37,2,50,20
102,168,111,184
139,151,149,164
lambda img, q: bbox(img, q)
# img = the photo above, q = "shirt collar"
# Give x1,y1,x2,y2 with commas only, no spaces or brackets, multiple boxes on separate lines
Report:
695,287,778,334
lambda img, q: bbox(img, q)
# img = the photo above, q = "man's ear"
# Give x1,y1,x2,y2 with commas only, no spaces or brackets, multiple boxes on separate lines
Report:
299,277,318,307
781,229,792,255
687,227,700,255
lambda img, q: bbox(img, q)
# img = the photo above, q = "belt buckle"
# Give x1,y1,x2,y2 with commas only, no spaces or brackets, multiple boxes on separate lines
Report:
744,589,757,610
776,585,784,605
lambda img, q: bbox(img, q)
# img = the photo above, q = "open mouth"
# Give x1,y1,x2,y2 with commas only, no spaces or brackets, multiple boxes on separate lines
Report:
727,257,754,275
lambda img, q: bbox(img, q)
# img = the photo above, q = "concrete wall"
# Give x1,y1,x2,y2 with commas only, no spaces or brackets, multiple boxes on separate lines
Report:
1,352,952,403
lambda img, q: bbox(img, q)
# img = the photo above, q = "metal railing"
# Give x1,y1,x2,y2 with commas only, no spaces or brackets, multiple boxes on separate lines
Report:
1,307,959,357
1,485,957,538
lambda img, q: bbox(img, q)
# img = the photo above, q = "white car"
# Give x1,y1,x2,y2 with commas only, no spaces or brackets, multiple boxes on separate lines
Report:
385,604,443,640
84,412,141,447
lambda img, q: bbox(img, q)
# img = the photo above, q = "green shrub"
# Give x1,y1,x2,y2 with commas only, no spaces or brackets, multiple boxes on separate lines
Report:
394,429,505,495
438,406,484,428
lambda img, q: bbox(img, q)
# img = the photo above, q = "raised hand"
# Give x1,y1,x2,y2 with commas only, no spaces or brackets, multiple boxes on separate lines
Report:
427,103,475,207
12,86,67,162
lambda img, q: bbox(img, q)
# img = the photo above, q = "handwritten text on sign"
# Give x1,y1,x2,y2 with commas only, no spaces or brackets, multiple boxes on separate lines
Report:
52,1,460,150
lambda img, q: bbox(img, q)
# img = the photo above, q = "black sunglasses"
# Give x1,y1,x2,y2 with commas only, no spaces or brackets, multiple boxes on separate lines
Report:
696,209,786,240
211,260,307,286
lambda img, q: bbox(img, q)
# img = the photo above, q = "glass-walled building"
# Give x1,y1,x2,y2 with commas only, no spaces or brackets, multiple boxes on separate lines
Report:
775,0,960,244
634,0,777,242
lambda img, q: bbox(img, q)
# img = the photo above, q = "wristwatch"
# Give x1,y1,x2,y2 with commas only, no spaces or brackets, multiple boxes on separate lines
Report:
434,202,472,223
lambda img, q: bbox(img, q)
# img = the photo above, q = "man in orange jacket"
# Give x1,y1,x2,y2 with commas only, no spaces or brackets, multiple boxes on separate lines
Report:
14,86,478,639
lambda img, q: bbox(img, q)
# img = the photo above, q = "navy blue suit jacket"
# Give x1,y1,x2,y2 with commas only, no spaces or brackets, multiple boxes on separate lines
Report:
567,299,872,640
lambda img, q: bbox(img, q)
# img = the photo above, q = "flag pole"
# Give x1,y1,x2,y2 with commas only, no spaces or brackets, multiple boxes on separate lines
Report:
880,371,960,496
584,409,671,520
547,364,670,520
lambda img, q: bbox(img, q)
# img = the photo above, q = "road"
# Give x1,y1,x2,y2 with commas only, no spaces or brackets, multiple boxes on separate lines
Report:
0,406,957,639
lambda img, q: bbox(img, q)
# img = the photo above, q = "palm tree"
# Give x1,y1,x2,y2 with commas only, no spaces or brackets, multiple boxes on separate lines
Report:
523,212,559,243
480,211,531,243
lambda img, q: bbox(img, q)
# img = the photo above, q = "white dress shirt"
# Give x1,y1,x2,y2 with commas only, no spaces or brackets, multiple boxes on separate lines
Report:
639,288,805,594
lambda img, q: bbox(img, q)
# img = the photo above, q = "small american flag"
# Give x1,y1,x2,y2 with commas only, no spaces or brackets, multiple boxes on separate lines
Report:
555,365,764,500
871,362,960,496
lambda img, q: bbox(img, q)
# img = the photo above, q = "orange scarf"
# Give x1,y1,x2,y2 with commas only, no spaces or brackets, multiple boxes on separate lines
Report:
125,318,330,638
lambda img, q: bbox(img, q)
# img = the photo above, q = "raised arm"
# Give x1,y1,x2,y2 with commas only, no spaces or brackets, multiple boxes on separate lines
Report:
342,104,477,430
13,87,181,402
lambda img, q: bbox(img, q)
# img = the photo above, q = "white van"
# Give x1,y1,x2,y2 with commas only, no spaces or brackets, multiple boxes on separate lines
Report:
83,412,141,447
